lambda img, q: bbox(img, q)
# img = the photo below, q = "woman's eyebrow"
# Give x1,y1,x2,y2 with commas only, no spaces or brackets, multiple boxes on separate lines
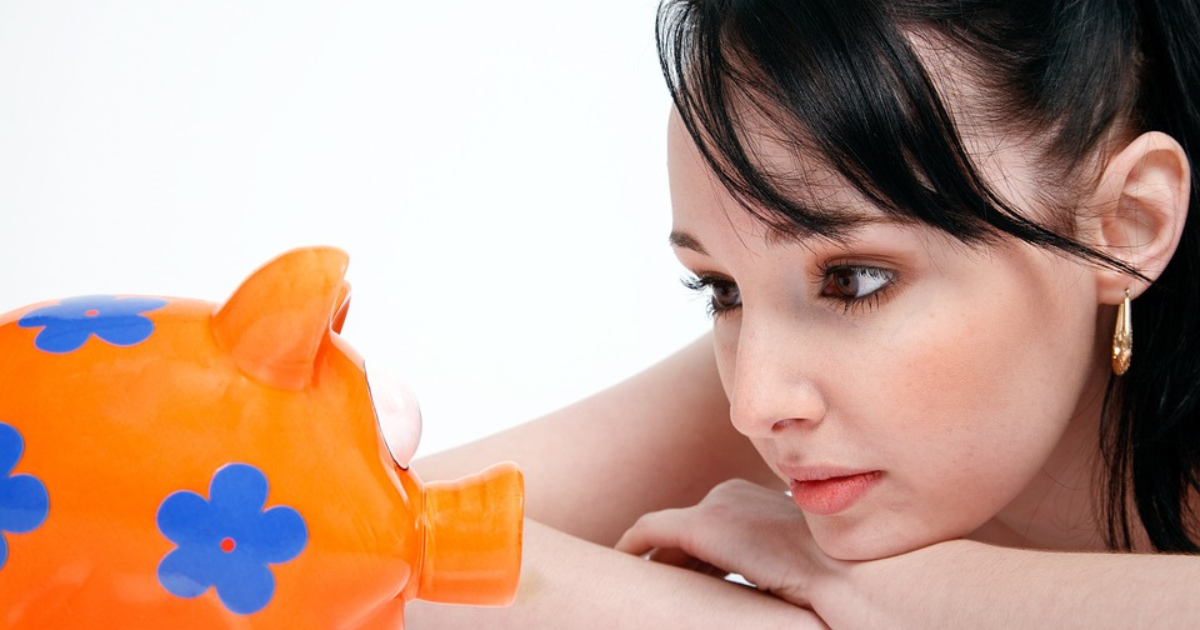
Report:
763,215,913,247
668,230,708,254
670,216,908,255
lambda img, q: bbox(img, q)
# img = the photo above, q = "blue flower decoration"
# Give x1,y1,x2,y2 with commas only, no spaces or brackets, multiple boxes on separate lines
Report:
18,295,168,354
156,463,307,615
0,422,50,570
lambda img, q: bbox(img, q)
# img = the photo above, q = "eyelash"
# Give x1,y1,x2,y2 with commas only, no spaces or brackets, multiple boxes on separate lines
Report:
815,263,898,314
681,275,738,319
681,264,898,318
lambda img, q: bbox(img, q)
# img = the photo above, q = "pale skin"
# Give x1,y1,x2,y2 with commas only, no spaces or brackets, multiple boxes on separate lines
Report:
408,101,1198,628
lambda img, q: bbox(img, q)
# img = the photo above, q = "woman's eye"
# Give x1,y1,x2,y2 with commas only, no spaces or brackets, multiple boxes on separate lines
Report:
820,266,895,301
682,276,742,316
710,281,741,311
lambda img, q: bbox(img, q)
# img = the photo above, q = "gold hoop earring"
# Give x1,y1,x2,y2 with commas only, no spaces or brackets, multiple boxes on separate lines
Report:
1113,288,1133,376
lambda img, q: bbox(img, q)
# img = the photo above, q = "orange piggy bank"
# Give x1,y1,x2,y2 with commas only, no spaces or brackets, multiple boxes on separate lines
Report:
0,246,523,629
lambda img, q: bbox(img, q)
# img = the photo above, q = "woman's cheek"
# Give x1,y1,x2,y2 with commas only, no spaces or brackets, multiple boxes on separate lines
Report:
711,320,739,402
880,282,1079,513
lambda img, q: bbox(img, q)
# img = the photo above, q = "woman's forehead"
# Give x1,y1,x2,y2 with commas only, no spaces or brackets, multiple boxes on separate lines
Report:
667,107,900,234
666,56,1051,243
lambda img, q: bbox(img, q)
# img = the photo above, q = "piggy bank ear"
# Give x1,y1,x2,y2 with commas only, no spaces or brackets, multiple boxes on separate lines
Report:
365,363,423,468
213,247,351,390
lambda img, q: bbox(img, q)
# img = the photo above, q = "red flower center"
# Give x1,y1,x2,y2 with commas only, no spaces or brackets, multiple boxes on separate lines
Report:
84,309,100,317
220,537,236,553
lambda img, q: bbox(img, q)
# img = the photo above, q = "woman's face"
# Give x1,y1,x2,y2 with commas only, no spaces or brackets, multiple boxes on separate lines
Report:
667,110,1112,560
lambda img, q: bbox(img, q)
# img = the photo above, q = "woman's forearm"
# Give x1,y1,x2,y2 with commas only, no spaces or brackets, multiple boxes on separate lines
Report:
406,519,828,630
819,539,1200,629
413,334,777,547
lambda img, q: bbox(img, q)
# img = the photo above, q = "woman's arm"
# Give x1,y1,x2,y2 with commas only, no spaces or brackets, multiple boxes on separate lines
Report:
819,539,1200,630
405,520,828,630
409,336,818,628
414,333,781,545
617,480,1200,629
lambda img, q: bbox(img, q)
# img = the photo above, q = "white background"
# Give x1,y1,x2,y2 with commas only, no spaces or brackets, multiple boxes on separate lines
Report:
0,1,711,457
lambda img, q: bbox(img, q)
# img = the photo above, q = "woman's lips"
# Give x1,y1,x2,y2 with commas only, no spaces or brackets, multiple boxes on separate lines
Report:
789,471,882,516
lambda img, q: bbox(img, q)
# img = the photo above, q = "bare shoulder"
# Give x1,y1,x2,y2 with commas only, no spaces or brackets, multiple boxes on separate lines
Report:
415,334,780,545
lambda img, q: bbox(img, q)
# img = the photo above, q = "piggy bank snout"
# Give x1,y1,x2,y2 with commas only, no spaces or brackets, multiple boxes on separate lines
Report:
418,462,524,607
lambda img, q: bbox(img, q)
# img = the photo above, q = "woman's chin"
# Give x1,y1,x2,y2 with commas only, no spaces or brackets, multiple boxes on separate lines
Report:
811,519,967,562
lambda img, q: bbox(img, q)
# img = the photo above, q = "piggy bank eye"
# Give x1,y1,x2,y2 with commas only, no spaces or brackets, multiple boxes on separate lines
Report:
364,363,423,469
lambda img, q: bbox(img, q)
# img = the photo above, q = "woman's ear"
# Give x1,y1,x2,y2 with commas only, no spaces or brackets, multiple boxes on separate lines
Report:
1089,131,1191,303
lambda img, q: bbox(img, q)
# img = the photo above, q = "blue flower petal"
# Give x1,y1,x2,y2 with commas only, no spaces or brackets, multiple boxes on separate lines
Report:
209,464,268,515
215,560,275,615
17,296,167,353
15,314,53,329
0,424,50,539
0,475,50,533
157,491,215,545
248,506,308,564
0,534,7,568
18,296,103,327
158,546,219,598
92,314,156,347
33,326,95,354
0,424,21,477
17,303,70,325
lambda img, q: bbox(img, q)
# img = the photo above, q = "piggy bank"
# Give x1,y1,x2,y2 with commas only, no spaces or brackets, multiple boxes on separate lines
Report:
0,246,523,629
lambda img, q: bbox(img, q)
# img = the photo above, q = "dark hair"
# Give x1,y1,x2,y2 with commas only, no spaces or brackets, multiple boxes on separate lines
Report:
657,0,1200,552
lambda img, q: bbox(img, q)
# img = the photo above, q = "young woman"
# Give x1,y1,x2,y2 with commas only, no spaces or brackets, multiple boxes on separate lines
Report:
409,0,1200,627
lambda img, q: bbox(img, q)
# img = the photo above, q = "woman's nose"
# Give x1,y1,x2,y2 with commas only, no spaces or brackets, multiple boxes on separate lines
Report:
726,319,828,439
